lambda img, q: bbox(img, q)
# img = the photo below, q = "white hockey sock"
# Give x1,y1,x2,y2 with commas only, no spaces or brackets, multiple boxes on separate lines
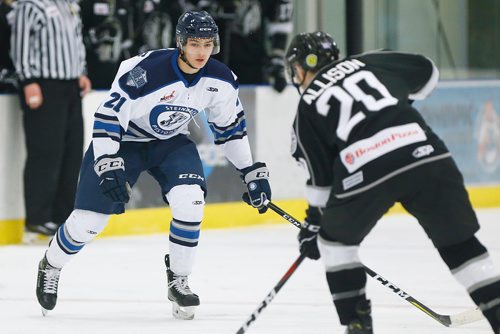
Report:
45,209,109,268
169,240,198,276
166,185,204,276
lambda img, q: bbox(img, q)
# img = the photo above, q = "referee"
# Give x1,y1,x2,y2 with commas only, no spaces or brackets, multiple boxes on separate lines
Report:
10,0,91,239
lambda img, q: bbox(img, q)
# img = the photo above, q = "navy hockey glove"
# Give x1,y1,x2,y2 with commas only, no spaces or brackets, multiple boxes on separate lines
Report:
298,206,321,260
268,56,287,93
94,155,131,203
241,162,272,214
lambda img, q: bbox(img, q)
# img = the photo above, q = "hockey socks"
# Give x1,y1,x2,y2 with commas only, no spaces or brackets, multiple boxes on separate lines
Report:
46,223,85,268
318,236,369,325
326,267,368,325
45,209,109,268
438,236,500,332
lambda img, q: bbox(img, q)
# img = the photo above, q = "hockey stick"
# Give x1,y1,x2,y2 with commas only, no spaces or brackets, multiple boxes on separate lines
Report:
236,252,308,334
264,200,484,328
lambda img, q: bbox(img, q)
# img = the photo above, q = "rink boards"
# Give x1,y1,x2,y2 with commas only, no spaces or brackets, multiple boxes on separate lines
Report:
0,187,499,245
0,82,499,244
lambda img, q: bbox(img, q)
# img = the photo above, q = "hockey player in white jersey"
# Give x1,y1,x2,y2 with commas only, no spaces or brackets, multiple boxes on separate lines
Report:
35,10,272,320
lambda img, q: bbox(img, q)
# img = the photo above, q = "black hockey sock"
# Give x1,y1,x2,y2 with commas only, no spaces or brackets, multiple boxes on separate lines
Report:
437,236,486,269
438,236,500,332
326,267,368,325
470,283,500,332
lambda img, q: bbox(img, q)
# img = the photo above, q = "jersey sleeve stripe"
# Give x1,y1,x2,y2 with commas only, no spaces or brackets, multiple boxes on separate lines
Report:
409,58,439,100
92,132,121,142
93,121,121,134
213,132,247,145
305,185,332,207
209,119,247,142
94,113,119,122
209,111,245,132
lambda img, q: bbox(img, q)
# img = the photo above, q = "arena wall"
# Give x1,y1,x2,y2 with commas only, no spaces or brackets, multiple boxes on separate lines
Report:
0,82,499,244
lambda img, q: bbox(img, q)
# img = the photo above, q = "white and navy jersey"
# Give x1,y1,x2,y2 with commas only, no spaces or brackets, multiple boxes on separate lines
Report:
93,48,253,169
292,51,451,205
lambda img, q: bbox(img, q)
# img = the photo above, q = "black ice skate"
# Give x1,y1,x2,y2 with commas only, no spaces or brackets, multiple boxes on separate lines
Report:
36,254,61,316
24,222,59,244
345,300,373,334
165,254,200,320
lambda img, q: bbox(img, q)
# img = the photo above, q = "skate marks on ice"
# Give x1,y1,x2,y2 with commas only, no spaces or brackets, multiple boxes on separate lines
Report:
0,208,498,333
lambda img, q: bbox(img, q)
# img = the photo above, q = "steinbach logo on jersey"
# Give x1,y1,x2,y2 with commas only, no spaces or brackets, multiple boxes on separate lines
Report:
149,104,200,136
303,59,366,105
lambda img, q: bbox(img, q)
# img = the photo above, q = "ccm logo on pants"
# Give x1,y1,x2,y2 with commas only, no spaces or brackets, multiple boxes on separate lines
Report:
178,174,205,181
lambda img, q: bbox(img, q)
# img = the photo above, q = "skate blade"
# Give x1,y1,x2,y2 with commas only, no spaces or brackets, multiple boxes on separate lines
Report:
41,307,48,317
172,303,195,320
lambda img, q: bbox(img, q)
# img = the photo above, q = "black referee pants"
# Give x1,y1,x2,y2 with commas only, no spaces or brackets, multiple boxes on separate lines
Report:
20,79,83,227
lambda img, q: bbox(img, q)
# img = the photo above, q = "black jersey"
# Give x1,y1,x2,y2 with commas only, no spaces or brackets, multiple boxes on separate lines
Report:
292,51,451,204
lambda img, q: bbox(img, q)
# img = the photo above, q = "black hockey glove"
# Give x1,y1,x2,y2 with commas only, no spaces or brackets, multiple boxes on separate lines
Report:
268,56,287,93
94,154,131,203
298,206,321,260
240,162,272,214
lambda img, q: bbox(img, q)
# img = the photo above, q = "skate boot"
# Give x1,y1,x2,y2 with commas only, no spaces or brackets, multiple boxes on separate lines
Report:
24,222,58,244
165,254,200,320
36,254,61,316
345,300,373,334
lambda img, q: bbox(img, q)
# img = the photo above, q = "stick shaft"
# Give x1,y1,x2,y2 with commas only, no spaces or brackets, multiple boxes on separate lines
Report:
236,252,308,334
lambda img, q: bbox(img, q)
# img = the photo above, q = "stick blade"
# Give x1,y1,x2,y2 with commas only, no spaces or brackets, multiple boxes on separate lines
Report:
448,308,484,327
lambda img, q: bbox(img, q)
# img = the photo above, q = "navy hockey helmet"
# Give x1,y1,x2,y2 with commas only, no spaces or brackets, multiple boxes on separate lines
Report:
285,31,340,81
176,10,220,55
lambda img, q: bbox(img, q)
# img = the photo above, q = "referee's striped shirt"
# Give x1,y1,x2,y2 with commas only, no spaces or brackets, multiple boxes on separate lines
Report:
10,0,86,83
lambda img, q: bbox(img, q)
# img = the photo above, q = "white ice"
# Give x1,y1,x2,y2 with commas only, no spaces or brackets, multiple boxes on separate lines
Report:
1,208,499,334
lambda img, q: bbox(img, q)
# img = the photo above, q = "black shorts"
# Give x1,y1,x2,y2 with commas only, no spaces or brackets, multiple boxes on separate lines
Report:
320,158,480,248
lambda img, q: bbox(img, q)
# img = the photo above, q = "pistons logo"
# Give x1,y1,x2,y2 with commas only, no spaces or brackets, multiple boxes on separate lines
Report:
149,104,199,136
345,152,355,165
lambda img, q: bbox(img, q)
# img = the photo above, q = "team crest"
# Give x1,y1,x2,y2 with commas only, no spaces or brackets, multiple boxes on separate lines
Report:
150,104,199,135
126,66,148,88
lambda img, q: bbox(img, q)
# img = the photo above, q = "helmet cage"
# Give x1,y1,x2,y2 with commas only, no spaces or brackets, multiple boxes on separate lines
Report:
176,10,220,55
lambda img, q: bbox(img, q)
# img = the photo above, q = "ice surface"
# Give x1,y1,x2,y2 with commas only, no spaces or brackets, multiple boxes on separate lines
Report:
1,208,499,334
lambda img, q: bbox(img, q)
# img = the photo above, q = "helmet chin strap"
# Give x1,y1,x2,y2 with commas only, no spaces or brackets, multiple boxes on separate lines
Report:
291,67,306,94
179,49,199,70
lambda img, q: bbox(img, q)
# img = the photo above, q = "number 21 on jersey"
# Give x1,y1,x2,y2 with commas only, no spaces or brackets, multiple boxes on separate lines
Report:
316,70,397,141
104,92,127,113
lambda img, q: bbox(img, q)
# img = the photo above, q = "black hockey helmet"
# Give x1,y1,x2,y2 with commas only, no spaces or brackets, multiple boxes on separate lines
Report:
285,31,340,81
176,10,220,55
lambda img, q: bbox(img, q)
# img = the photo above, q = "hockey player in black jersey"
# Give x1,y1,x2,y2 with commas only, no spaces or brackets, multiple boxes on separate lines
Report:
285,31,500,334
